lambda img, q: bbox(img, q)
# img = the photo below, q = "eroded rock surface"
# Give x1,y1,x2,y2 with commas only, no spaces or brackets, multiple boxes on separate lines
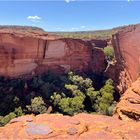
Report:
0,113,140,140
116,78,140,121
0,27,106,77
112,24,140,92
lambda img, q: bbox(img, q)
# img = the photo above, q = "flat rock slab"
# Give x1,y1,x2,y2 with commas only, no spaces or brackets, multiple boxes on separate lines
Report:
10,117,33,124
25,122,53,136
67,127,78,135
0,113,140,140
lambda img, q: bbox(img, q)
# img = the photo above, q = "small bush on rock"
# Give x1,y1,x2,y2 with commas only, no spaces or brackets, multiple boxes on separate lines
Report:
0,112,16,126
103,45,114,61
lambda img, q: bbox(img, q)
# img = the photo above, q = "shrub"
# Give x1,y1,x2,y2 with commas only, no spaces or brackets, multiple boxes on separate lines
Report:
86,87,100,103
95,79,115,115
14,107,24,117
103,45,114,61
68,72,93,90
0,71,117,127
86,79,115,115
65,84,85,98
26,96,47,114
0,112,16,126
59,96,85,115
50,92,65,107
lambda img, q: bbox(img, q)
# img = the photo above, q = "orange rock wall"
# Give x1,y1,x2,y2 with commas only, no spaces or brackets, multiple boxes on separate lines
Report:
0,33,106,77
112,24,140,92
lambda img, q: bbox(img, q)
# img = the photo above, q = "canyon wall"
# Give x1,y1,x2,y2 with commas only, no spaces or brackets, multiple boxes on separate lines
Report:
110,24,140,92
1,24,140,93
0,31,106,77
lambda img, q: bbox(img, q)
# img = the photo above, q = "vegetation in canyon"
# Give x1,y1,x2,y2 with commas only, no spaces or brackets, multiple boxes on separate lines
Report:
54,29,113,40
103,44,115,62
0,71,117,126
53,25,127,40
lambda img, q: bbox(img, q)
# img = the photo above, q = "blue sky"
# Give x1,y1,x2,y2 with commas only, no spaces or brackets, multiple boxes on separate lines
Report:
0,0,140,31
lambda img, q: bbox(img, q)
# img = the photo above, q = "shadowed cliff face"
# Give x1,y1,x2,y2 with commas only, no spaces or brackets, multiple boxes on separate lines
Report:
0,30,107,77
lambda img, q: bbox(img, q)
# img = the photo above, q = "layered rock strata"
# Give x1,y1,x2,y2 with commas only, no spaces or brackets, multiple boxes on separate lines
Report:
112,24,140,92
0,28,106,77
116,78,140,121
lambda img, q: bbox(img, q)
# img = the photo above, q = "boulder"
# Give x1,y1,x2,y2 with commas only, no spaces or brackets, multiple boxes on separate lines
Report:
116,78,140,121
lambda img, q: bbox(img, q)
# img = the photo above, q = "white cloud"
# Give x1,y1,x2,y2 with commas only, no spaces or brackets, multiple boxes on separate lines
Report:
71,27,79,30
127,0,134,2
27,15,42,22
65,0,75,3
81,26,86,28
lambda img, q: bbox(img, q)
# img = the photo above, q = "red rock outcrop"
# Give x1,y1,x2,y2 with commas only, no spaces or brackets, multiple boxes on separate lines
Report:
112,24,140,92
0,27,106,77
0,113,140,139
116,78,140,121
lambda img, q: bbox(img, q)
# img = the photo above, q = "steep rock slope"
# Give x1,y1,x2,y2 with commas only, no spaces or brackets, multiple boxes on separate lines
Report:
112,24,140,92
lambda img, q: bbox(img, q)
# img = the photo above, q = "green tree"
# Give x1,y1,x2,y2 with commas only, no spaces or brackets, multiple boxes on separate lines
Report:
86,79,115,115
0,112,16,126
26,96,47,114
65,84,85,98
14,107,24,117
86,87,100,104
50,92,65,107
95,79,115,115
59,96,85,115
68,72,93,90
103,45,114,61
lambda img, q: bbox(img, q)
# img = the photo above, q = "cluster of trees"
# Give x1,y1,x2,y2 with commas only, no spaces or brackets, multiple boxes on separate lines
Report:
51,72,116,116
0,72,116,126
55,30,113,40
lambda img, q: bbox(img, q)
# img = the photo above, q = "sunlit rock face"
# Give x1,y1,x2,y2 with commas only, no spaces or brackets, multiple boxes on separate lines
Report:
0,113,140,139
0,33,45,76
110,24,140,93
116,78,140,121
0,28,106,77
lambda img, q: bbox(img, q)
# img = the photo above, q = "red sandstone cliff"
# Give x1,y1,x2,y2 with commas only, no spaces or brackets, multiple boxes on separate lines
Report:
116,78,140,121
0,26,106,77
106,24,140,93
